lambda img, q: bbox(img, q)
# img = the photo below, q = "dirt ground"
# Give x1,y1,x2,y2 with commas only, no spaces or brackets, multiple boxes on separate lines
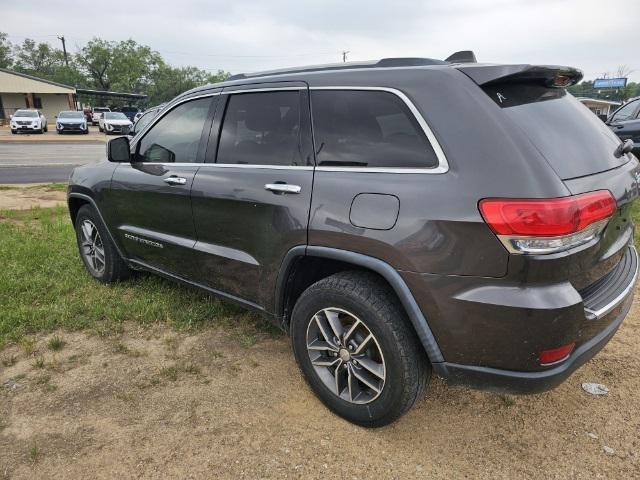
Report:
0,185,66,210
1,188,639,479
0,293,639,479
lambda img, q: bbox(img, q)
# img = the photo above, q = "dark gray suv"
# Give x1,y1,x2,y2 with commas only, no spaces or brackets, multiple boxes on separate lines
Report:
67,54,639,427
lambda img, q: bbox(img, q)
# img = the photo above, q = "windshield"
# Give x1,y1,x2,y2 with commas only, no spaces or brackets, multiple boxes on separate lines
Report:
58,111,84,119
14,110,38,117
105,112,128,120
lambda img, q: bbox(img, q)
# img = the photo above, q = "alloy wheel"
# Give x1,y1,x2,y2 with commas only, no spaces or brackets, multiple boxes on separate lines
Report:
306,307,386,404
80,219,106,275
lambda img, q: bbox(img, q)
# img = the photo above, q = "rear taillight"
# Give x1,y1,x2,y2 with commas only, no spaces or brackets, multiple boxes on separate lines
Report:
479,190,616,254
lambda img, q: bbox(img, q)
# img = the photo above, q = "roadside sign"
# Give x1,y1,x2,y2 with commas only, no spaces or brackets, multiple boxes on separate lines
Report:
593,78,628,89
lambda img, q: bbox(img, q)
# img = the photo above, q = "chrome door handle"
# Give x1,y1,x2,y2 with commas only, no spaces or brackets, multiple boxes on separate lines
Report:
264,183,301,194
164,176,187,185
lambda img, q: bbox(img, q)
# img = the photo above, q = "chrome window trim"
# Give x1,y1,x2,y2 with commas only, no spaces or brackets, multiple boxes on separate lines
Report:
129,91,222,148
128,85,450,174
221,86,304,95
309,86,449,174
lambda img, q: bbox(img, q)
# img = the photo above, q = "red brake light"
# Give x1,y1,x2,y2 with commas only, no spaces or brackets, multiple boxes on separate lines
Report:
538,342,575,366
479,190,616,237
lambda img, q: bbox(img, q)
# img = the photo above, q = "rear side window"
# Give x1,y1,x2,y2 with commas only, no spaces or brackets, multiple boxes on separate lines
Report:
310,90,438,169
217,91,303,166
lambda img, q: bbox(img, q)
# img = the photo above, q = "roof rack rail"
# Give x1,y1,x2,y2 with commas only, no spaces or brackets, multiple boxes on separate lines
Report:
227,57,448,81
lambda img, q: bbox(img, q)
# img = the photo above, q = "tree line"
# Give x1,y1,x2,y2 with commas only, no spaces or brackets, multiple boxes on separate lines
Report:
0,32,229,105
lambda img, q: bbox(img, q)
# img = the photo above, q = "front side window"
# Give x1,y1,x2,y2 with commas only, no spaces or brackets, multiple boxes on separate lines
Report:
134,110,158,133
136,97,213,163
310,90,438,169
611,100,639,122
217,91,302,166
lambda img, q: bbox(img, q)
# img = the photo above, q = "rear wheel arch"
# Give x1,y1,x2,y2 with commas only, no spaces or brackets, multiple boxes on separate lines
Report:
276,246,444,364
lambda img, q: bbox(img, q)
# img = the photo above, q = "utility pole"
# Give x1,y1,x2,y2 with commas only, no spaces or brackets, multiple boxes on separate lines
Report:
342,50,350,63
58,35,69,67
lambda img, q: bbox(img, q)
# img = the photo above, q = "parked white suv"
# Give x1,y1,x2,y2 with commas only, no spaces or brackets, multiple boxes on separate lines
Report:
91,107,110,125
99,112,133,135
10,109,48,134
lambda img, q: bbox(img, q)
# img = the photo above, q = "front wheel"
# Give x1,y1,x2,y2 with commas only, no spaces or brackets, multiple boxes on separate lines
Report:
74,204,131,283
291,271,430,427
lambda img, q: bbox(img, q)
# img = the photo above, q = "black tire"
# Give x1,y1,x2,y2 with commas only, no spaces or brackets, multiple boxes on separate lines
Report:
83,128,89,134
74,204,131,283
44,124,48,132
291,270,430,427
57,130,63,135
98,125,103,132
11,130,16,135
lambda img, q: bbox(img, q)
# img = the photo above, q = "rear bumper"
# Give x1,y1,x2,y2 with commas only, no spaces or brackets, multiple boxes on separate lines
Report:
404,243,637,391
432,292,632,393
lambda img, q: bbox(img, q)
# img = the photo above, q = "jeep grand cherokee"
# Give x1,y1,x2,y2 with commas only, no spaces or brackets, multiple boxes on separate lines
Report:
67,52,639,427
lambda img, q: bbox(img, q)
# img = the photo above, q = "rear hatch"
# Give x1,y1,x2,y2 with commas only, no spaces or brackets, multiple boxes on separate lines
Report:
459,63,639,291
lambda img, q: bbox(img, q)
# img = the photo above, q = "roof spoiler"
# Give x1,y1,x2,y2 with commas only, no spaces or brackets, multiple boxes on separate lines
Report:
456,64,583,87
445,50,477,63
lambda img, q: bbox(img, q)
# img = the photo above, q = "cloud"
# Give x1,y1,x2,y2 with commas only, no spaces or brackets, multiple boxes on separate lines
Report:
3,0,639,80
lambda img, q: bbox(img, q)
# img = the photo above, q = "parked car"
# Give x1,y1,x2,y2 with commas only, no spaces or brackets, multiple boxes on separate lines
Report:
130,104,164,136
67,54,639,427
91,107,110,125
119,106,140,122
99,112,133,135
607,97,640,156
56,111,89,134
10,109,47,134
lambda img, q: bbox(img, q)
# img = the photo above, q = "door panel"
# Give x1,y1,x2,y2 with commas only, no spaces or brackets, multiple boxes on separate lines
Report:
108,94,218,278
110,163,201,277
191,84,314,310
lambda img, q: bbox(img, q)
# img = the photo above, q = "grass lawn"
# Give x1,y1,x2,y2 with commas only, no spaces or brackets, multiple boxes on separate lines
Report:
0,205,279,350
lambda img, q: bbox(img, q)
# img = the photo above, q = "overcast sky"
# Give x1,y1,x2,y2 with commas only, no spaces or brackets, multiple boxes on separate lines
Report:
3,0,639,81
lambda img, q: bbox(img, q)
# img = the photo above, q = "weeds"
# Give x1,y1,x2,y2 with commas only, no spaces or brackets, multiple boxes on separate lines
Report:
47,336,65,351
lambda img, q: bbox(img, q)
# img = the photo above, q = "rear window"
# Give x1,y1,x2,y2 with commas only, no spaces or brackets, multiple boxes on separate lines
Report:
482,82,628,180
310,90,438,169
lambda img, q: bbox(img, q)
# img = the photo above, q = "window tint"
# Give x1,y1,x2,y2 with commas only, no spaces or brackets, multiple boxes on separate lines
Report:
134,110,158,133
311,90,438,169
136,97,212,163
611,100,639,122
217,91,302,166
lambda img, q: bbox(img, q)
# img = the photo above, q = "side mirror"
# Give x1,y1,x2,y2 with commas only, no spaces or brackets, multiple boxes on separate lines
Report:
107,136,131,162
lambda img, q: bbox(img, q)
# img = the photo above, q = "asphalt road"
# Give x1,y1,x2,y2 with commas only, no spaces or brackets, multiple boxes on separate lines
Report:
0,143,104,184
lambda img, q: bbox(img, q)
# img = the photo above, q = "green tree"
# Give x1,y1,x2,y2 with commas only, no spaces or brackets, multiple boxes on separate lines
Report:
0,32,12,68
76,38,164,93
147,64,229,104
13,38,64,77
